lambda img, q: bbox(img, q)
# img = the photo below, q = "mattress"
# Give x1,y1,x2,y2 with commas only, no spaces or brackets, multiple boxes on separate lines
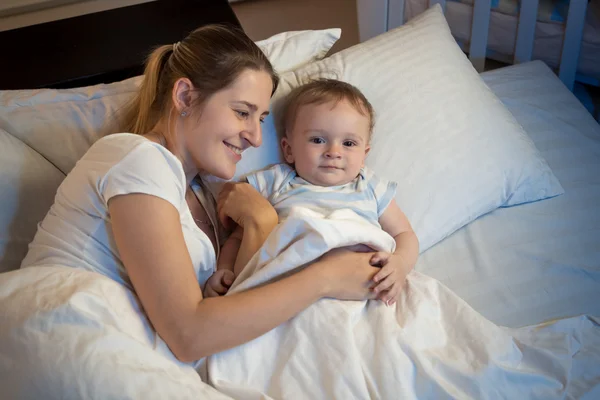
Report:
405,0,600,80
416,60,600,329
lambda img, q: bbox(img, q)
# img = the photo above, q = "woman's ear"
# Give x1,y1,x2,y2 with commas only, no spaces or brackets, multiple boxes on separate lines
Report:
172,77,194,113
281,136,294,164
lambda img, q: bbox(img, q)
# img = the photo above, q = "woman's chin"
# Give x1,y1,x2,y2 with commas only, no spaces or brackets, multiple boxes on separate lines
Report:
211,166,236,181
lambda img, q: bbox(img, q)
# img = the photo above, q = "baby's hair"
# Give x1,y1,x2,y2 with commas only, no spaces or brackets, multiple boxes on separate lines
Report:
281,79,375,139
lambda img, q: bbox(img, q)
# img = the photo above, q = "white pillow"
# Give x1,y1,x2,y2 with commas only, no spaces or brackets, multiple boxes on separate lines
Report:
234,5,564,252
0,129,65,273
256,28,341,73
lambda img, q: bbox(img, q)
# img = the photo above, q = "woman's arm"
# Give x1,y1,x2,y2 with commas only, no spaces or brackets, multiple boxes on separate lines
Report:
379,200,419,266
110,193,378,362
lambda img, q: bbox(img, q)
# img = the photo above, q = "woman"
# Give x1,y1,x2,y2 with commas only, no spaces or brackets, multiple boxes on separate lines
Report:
20,25,383,363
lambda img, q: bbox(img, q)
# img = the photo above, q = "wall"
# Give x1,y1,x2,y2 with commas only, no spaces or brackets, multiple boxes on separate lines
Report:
232,0,359,55
1,0,361,54
0,0,154,32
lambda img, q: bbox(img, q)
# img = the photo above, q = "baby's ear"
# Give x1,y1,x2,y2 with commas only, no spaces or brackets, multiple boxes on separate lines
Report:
363,145,371,166
281,136,295,164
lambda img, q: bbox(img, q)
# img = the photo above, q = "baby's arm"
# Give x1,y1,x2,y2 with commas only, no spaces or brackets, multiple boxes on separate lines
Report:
371,200,420,305
217,226,244,275
218,217,267,277
379,199,419,259
204,227,243,298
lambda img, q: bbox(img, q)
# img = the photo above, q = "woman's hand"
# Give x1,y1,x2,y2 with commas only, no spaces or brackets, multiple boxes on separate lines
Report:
370,252,412,306
312,248,381,301
204,269,236,298
217,182,277,230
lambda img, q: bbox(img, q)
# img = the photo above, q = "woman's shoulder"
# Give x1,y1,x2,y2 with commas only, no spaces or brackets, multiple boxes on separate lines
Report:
88,134,187,208
77,133,186,198
85,133,181,171
89,133,164,157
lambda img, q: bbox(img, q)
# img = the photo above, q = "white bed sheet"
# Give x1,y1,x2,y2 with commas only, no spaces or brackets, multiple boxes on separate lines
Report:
405,0,600,80
416,60,600,329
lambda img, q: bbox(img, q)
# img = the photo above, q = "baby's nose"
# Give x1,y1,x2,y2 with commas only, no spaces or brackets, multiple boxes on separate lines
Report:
325,146,342,158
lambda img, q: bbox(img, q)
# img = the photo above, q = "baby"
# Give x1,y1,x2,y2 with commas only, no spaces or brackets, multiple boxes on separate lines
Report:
214,79,419,305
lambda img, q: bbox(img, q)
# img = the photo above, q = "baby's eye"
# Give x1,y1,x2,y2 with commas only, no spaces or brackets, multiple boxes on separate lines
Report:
235,110,249,119
343,140,357,147
310,137,325,144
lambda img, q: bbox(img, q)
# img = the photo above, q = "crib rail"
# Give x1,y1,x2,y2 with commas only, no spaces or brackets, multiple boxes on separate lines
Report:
357,0,589,91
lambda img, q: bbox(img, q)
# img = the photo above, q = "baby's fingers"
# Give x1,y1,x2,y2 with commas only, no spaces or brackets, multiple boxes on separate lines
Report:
212,281,229,295
221,270,235,287
379,284,400,306
373,273,395,295
369,251,390,267
203,285,219,298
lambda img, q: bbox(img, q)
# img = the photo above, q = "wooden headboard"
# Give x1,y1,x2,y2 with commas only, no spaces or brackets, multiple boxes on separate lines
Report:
0,0,242,90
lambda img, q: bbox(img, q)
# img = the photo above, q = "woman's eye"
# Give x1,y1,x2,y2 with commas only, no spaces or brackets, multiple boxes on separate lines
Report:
259,117,265,124
310,138,325,144
236,110,249,118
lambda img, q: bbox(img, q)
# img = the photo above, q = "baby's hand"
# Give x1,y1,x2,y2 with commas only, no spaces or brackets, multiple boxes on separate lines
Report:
203,270,235,298
369,251,391,267
370,252,410,306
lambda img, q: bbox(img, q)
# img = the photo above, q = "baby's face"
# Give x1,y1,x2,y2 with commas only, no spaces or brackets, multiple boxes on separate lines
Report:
282,99,371,187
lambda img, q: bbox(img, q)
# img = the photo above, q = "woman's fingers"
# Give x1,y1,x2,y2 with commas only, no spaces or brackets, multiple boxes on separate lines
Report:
373,263,393,284
318,249,383,301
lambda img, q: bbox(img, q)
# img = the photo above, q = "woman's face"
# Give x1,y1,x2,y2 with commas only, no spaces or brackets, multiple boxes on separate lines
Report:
181,69,273,180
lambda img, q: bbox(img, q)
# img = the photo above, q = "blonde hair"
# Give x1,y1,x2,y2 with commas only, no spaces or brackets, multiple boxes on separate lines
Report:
122,25,279,149
282,79,375,138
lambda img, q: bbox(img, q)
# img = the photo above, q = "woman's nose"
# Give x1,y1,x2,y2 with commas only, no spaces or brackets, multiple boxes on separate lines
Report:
242,121,262,148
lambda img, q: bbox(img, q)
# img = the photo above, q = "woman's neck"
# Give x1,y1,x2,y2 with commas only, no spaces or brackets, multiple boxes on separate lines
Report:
145,127,199,186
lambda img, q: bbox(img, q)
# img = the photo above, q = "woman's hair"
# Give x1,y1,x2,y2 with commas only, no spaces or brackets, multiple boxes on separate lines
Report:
122,24,279,146
281,79,375,138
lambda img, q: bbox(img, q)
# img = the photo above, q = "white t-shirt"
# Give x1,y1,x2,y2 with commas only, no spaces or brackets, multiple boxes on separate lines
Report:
246,163,397,229
21,133,218,290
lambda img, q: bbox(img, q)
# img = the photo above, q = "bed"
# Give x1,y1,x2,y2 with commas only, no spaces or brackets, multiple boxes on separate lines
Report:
0,1,599,399
421,60,600,328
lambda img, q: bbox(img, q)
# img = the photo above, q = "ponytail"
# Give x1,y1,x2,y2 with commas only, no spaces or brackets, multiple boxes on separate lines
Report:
122,45,173,135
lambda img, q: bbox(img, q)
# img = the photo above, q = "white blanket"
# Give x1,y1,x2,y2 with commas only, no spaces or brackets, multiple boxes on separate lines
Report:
0,266,231,399
0,208,598,399
208,208,600,399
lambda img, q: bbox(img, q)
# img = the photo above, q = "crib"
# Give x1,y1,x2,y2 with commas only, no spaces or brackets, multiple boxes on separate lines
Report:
357,0,594,91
